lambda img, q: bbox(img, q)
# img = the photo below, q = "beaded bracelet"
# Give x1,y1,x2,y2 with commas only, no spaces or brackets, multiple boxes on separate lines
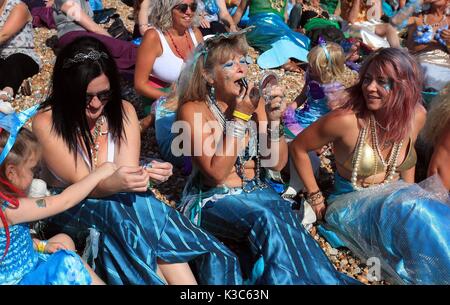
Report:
435,25,449,47
305,190,325,207
37,240,47,253
413,24,434,44
226,120,247,138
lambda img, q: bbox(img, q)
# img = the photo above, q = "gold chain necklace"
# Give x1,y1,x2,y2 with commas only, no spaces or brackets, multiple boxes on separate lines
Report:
351,117,403,190
89,115,108,169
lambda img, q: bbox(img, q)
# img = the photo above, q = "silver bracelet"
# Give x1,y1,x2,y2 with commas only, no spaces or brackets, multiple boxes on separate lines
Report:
226,120,247,138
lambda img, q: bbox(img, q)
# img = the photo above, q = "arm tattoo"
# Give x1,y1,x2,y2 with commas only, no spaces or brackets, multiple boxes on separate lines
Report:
35,198,47,208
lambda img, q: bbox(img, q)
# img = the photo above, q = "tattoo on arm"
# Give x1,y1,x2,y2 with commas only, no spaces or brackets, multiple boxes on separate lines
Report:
35,198,47,208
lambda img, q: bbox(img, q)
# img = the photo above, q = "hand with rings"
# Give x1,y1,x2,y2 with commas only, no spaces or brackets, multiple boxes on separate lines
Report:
143,160,173,184
263,85,287,122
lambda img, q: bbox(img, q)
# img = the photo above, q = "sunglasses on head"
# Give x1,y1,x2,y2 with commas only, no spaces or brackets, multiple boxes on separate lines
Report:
86,89,112,105
174,2,197,13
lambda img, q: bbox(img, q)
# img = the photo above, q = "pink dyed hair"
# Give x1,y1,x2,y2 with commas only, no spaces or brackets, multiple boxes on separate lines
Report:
339,48,423,143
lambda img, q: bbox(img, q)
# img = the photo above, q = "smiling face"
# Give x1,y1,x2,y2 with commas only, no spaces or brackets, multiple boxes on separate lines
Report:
361,62,392,112
85,73,110,122
210,52,249,100
171,0,196,29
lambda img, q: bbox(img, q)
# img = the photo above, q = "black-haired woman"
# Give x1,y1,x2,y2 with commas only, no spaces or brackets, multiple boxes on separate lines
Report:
32,36,242,285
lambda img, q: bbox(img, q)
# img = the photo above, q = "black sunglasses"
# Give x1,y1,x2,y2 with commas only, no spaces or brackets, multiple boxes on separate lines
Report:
174,2,197,13
86,89,112,105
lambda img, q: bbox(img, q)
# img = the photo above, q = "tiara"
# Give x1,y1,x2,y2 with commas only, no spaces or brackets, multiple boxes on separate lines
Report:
63,50,109,68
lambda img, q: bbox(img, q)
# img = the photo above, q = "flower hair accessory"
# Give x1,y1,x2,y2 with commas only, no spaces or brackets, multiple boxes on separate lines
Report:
63,50,109,68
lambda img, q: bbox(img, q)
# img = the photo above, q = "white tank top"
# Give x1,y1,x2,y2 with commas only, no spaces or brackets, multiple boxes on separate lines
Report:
151,28,198,84
48,132,116,187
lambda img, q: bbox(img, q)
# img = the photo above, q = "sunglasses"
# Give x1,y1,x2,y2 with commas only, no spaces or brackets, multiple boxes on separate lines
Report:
86,89,112,105
174,2,197,13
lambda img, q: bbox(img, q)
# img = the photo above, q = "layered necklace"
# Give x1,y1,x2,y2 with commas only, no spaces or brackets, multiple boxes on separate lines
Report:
89,115,108,169
167,30,192,62
206,93,266,193
351,115,403,191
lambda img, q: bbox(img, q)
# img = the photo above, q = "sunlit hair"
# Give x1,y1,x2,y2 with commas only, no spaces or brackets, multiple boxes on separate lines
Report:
177,34,249,106
0,128,41,195
308,42,346,84
338,48,423,144
421,85,450,146
148,0,199,32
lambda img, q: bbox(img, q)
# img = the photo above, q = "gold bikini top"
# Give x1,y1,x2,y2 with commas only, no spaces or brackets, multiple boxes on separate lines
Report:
339,136,417,177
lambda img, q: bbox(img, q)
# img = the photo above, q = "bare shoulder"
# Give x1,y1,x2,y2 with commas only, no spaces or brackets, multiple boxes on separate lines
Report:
121,100,137,113
32,109,53,134
179,100,207,120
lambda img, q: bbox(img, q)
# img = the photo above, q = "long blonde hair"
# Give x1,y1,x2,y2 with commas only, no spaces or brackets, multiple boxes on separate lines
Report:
307,42,346,84
148,0,200,32
177,34,249,106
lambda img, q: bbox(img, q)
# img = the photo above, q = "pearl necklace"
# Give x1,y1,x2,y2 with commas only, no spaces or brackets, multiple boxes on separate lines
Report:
351,116,403,191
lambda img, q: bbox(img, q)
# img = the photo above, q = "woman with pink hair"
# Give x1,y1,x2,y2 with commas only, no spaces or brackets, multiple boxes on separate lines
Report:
290,48,450,284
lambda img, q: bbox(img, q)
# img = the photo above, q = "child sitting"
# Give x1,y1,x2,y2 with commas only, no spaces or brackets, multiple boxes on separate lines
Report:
283,41,358,140
0,105,115,285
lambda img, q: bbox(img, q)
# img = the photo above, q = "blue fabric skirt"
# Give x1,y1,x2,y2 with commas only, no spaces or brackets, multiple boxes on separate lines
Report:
181,181,359,284
48,189,242,285
246,12,310,53
323,174,450,284
19,250,92,285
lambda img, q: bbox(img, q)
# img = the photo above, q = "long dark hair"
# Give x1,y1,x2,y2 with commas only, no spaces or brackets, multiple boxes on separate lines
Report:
41,36,126,165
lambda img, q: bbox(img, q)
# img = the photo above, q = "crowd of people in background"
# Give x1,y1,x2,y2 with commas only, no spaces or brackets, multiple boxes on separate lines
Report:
0,0,449,285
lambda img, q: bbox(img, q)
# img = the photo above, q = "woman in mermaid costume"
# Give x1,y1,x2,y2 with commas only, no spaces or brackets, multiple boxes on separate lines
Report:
176,31,359,284
290,48,450,284
32,36,242,285
0,105,114,285
232,0,310,71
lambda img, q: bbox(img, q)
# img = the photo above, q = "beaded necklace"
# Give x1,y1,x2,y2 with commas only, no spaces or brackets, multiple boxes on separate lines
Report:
351,116,403,190
89,115,108,169
206,94,266,192
167,30,192,61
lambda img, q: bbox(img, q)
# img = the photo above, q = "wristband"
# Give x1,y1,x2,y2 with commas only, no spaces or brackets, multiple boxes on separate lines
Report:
232,110,252,122
37,240,47,253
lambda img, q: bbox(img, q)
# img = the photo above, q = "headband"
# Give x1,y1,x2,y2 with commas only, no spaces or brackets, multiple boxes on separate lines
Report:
63,50,109,68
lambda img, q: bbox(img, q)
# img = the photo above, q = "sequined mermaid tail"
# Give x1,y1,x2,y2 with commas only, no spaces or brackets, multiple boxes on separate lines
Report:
48,190,242,285
19,250,92,285
324,174,450,284
181,183,359,284
246,12,310,67
1,223,91,285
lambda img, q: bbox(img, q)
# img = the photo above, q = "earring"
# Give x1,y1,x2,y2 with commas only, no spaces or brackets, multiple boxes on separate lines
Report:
208,85,216,101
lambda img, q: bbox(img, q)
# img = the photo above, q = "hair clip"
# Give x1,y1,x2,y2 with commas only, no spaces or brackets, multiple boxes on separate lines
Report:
318,36,332,66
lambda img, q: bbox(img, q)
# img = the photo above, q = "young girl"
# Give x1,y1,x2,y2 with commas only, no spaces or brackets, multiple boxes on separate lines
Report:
283,41,359,140
0,107,116,284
